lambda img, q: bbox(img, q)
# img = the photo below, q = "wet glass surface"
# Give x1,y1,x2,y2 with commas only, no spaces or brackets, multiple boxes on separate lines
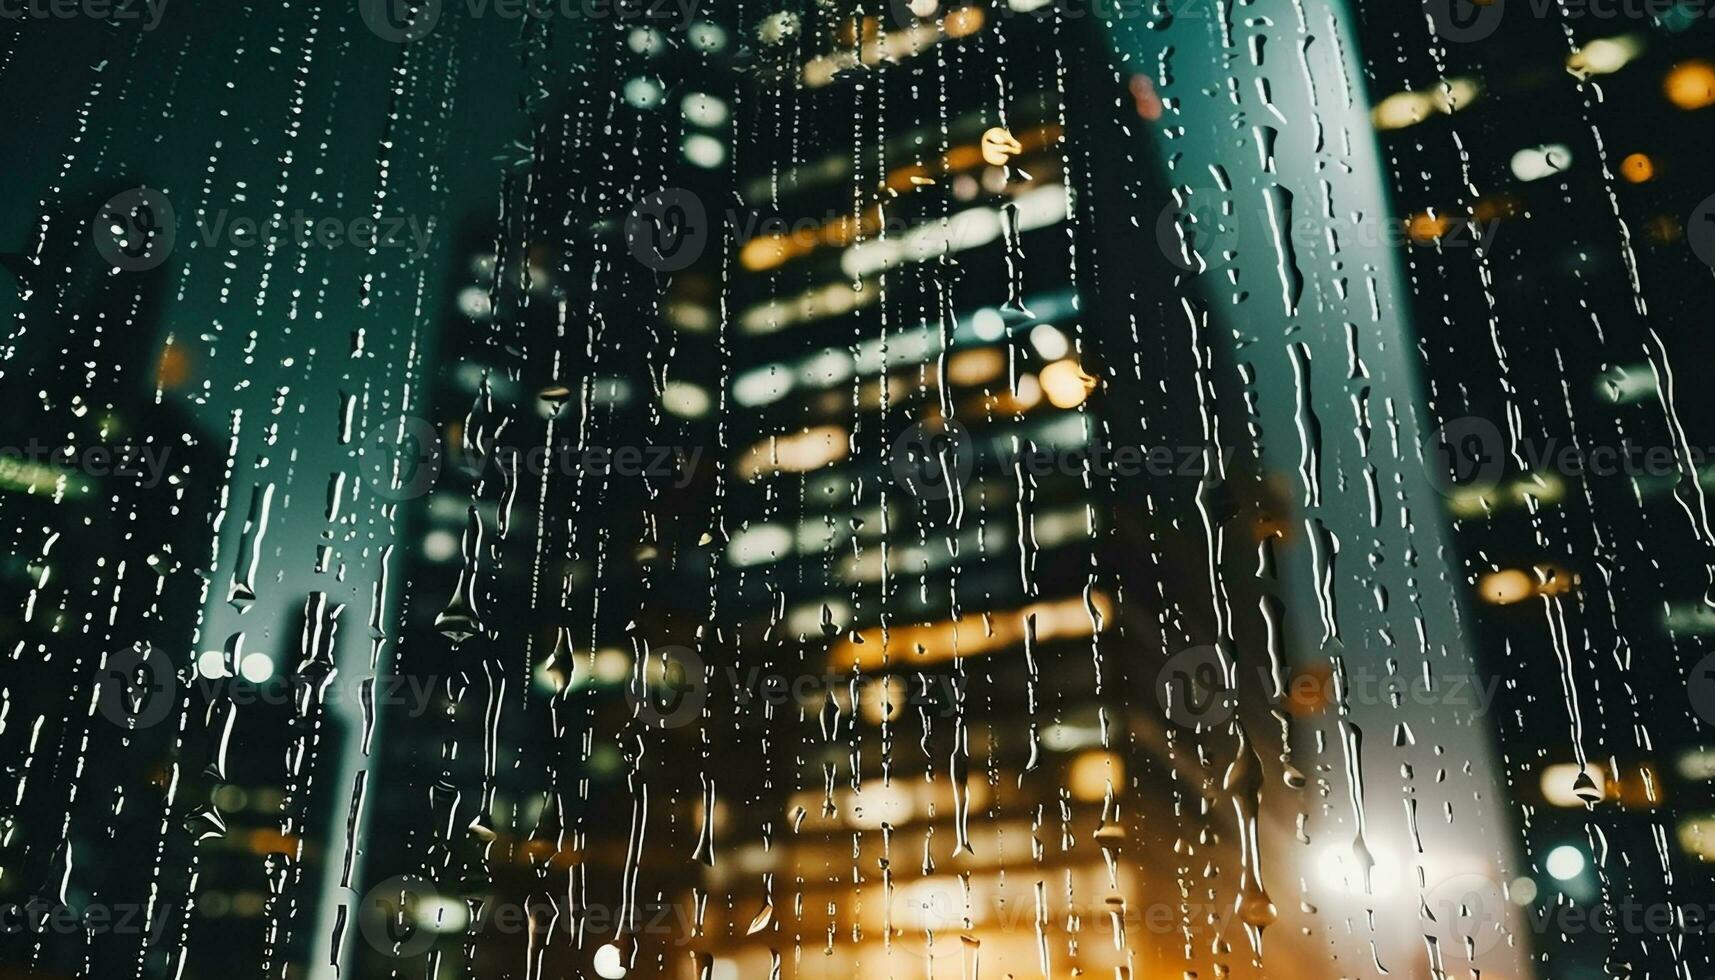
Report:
2,0,1715,977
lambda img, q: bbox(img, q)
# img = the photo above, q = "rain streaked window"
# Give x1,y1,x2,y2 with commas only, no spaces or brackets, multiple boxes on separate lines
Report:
2,1,1715,978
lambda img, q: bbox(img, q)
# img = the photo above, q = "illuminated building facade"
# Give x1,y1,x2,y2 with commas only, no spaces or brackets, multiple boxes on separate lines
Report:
671,4,1328,978
1357,7,1715,974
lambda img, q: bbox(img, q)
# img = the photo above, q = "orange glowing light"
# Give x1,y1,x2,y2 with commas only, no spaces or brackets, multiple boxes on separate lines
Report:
156,342,190,390
1039,359,1094,408
1664,60,1715,109
829,592,1114,671
1406,211,1454,244
1619,152,1654,183
737,425,849,479
1129,74,1164,121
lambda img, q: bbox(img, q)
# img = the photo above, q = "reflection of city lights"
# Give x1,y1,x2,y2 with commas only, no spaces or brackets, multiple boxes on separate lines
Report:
1509,143,1573,182
1043,720,1104,751
728,523,793,567
802,10,982,87
1540,763,1606,807
1478,568,1535,605
414,892,470,934
1678,815,1715,860
971,307,1006,341
1029,323,1070,360
1405,211,1453,244
859,676,908,724
831,592,1113,670
156,342,191,389
733,365,791,407
947,347,1005,386
1128,74,1164,120
1010,373,1043,410
239,652,275,683
422,529,459,562
1545,844,1586,881
196,650,227,680
1370,77,1479,130
979,127,1023,166
1039,359,1092,409
681,92,729,127
593,943,627,978
663,381,711,418
737,425,849,479
1067,750,1122,801
1678,749,1715,782
622,76,664,109
1511,472,1564,507
1664,60,1715,109
684,133,727,168
457,285,492,319
593,648,631,684
845,781,915,828
840,185,1067,278
627,27,662,55
1566,34,1643,77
